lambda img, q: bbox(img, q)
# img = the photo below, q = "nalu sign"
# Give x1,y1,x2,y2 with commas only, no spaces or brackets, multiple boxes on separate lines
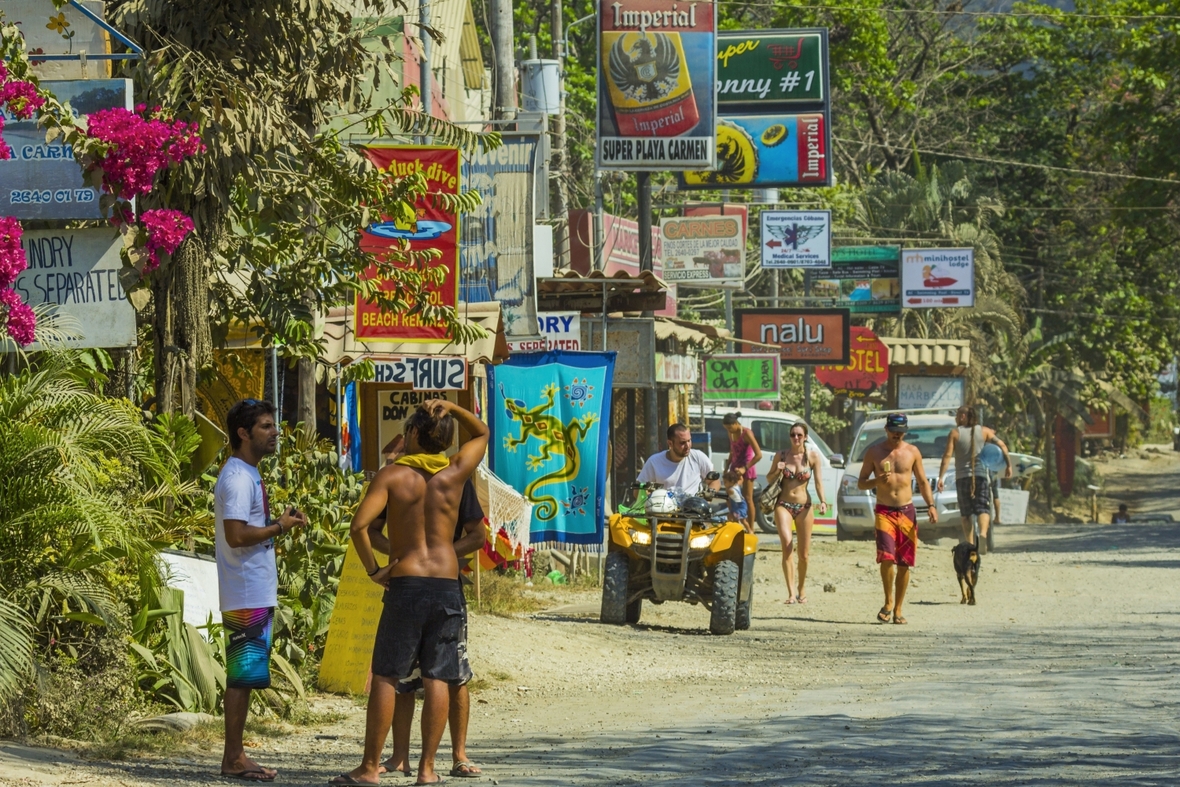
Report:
371,357,467,390
735,308,850,366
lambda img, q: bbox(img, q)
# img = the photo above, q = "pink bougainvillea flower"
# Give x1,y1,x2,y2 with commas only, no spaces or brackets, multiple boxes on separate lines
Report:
0,217,28,290
85,107,205,201
0,79,45,119
0,288,36,346
140,208,194,272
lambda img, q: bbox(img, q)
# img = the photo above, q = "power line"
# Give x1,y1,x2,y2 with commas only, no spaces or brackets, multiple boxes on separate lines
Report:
718,1,1180,21
834,137,1180,185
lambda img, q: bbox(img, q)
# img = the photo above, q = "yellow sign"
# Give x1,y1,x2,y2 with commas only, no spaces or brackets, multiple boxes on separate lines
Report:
317,544,386,695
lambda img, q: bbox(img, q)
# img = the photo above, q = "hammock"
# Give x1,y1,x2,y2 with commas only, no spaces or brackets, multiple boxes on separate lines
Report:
474,462,532,555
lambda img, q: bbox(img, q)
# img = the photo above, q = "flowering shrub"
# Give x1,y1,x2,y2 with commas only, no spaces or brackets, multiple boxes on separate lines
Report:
0,21,205,345
87,105,205,201
139,209,195,272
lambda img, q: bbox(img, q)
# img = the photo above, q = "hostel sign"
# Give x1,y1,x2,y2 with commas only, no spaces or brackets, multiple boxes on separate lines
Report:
597,0,718,170
814,327,889,398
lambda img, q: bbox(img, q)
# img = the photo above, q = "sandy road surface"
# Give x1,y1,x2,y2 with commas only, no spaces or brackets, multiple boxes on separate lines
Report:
3,453,1179,786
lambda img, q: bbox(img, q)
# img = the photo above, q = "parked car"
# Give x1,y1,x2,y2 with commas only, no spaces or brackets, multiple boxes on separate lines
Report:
835,409,963,541
699,406,844,534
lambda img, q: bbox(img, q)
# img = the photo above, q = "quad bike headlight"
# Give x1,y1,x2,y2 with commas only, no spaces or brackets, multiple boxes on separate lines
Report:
630,529,652,545
689,534,714,549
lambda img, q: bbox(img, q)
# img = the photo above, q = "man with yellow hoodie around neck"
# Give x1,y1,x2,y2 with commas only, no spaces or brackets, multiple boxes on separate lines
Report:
332,400,489,787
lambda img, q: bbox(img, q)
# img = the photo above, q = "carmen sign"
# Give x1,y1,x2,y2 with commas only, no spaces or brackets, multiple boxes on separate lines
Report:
715,29,827,107
815,327,888,398
735,308,850,366
596,0,718,170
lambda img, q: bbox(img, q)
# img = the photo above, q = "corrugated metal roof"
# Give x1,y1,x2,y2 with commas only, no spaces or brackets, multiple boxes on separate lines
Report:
537,270,668,313
880,337,971,370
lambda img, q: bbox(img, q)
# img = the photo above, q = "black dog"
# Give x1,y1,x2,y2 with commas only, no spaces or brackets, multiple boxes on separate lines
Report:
952,543,980,605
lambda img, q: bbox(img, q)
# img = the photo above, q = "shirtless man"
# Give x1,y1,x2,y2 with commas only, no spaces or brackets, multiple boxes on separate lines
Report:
856,413,937,625
333,400,488,787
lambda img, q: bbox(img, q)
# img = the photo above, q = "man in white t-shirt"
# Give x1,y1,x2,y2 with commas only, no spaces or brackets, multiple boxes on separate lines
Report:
637,423,718,497
214,399,306,782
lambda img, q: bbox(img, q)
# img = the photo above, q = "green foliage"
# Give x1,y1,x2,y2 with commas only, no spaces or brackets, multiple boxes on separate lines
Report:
258,428,366,671
0,354,185,703
778,367,849,440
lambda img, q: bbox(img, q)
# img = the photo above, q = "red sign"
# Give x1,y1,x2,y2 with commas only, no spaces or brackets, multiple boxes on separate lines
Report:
814,326,888,397
355,146,460,341
567,209,675,316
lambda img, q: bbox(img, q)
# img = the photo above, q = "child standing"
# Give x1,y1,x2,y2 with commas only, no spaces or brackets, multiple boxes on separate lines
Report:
724,469,748,523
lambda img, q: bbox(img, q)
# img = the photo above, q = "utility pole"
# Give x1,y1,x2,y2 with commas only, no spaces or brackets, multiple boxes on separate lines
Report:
804,275,812,424
551,0,569,267
420,0,431,117
637,172,659,457
491,0,516,120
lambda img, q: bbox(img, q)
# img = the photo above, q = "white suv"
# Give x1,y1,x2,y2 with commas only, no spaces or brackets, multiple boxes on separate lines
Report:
835,409,962,541
699,407,844,534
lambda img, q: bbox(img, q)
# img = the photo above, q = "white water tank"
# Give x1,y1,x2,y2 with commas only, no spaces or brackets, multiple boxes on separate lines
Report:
519,59,561,114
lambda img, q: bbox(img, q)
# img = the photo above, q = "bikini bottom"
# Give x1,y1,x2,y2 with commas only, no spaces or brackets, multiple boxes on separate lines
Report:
776,496,812,516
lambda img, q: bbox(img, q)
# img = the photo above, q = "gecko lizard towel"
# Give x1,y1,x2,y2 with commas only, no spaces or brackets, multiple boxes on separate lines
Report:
488,351,616,547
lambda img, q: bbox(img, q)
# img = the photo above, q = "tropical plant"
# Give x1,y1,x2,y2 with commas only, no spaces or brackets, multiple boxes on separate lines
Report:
258,428,366,671
0,353,197,704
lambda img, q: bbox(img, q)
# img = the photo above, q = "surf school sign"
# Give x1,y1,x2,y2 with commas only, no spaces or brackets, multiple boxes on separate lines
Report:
355,146,460,341
597,0,718,170
901,248,974,308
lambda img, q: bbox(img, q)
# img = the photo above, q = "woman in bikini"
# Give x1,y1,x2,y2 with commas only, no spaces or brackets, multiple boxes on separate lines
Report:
766,422,828,604
722,412,762,534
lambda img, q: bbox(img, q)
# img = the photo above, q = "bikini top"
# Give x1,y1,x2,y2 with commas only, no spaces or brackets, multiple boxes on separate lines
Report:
778,453,811,482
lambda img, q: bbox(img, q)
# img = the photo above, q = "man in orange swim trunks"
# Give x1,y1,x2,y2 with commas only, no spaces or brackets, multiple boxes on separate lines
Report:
856,413,937,625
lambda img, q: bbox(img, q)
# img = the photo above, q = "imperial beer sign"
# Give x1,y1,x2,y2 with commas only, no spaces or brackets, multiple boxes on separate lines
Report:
597,0,718,171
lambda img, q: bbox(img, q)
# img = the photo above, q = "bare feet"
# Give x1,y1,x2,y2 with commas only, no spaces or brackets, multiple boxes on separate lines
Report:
221,755,277,782
784,596,797,605
797,595,808,604
379,759,412,776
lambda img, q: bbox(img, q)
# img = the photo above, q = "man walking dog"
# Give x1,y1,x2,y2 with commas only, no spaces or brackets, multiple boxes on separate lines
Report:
857,413,937,625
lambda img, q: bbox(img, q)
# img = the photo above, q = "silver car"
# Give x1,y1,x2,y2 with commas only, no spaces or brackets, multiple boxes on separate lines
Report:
835,410,963,541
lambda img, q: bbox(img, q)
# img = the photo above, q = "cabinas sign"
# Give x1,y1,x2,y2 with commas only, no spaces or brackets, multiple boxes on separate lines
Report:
735,308,850,366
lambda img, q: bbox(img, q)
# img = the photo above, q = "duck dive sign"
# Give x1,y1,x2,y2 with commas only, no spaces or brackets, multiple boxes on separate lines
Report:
355,146,460,341
679,113,829,189
901,248,974,308
597,0,718,170
735,308,849,366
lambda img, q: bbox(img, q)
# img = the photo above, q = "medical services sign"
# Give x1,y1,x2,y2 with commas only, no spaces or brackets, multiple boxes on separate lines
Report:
901,248,974,308
597,0,718,170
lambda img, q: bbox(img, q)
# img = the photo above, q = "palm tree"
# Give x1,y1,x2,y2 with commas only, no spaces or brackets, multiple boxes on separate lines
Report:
0,353,189,703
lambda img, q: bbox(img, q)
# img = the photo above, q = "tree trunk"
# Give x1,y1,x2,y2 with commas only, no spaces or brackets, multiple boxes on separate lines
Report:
152,233,213,418
297,355,316,437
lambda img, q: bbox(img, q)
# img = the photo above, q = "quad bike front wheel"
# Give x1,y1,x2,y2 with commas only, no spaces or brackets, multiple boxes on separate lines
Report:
601,552,630,625
709,559,740,635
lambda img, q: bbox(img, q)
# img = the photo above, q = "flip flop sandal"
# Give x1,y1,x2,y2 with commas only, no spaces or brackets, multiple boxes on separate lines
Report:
797,596,809,604
892,615,908,625
450,761,482,778
222,770,277,782
379,764,412,776
877,607,893,623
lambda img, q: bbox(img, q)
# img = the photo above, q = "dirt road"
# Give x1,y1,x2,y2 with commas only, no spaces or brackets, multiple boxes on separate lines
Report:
3,451,1179,786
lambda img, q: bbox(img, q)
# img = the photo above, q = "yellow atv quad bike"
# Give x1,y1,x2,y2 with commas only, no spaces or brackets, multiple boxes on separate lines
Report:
600,476,758,635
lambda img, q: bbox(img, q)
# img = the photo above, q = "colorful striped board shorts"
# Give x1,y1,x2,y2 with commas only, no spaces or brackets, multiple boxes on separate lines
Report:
223,607,274,690
875,503,918,567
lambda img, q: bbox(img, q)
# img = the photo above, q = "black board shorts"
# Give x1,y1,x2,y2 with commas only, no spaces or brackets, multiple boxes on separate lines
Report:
956,476,992,517
372,576,471,686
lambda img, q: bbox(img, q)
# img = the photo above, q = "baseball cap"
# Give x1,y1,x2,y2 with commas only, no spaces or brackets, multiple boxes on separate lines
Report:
885,413,909,433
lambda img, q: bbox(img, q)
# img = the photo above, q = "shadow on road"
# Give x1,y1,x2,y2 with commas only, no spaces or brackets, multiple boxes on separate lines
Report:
1000,521,1180,555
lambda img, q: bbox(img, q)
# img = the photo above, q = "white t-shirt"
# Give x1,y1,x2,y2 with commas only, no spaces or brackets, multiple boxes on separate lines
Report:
213,456,277,611
637,449,714,497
